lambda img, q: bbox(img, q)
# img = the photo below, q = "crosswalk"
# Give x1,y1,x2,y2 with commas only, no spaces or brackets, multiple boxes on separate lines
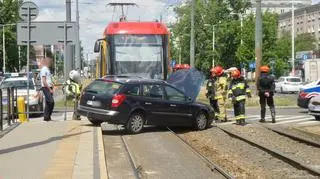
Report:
220,114,319,126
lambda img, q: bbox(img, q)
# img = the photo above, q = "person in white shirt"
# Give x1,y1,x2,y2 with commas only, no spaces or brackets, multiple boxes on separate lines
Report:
40,58,54,121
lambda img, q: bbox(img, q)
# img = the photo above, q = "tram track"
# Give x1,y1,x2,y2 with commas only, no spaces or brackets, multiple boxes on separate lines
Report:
216,125,320,177
167,127,234,179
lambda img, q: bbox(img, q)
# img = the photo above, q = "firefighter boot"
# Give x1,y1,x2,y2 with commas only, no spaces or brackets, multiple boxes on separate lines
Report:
271,107,276,123
260,108,266,122
240,119,245,125
236,120,241,125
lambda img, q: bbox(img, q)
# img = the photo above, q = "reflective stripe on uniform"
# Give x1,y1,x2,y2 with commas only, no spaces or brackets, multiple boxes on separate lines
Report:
235,114,245,120
246,89,251,93
214,95,223,100
236,95,246,101
232,83,245,90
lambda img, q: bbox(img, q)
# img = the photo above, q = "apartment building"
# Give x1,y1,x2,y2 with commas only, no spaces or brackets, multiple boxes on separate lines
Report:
248,0,311,14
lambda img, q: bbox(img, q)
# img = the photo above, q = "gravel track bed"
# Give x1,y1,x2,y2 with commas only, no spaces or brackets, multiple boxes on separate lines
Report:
179,128,315,179
222,124,320,168
271,126,320,144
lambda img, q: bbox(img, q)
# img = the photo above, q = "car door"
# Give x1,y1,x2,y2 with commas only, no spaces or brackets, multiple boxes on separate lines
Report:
162,85,193,126
140,83,167,125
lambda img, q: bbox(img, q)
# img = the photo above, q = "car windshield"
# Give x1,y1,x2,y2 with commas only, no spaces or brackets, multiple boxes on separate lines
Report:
1,80,35,89
113,34,163,79
85,80,122,95
287,78,301,82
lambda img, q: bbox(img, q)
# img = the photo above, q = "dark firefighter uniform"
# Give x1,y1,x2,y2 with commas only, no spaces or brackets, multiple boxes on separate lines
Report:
228,69,251,125
258,65,276,123
207,66,228,122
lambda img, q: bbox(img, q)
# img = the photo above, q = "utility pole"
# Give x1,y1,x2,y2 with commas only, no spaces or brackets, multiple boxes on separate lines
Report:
2,25,5,73
190,0,195,67
240,13,243,45
66,0,73,74
255,0,262,88
18,46,21,72
75,0,81,71
291,0,295,76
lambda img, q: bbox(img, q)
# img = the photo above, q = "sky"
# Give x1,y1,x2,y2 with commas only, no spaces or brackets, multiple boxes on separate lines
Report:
31,0,179,60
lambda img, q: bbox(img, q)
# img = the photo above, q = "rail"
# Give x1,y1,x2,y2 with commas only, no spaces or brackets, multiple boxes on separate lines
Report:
217,126,320,177
167,127,235,179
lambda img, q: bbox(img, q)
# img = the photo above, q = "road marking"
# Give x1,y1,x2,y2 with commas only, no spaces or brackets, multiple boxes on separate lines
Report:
295,120,319,126
274,118,315,124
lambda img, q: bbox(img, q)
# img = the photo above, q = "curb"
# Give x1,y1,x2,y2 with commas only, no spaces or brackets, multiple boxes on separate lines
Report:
291,126,320,139
98,126,108,179
0,122,20,139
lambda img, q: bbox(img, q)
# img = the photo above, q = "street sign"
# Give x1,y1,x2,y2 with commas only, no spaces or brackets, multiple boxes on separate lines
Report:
17,21,77,45
19,1,39,22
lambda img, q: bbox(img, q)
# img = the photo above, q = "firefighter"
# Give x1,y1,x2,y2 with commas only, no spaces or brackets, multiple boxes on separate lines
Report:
258,65,276,123
208,66,228,122
228,69,251,125
64,70,82,120
206,70,219,119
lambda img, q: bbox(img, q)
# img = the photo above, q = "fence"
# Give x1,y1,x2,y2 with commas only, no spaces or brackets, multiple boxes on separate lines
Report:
0,84,78,132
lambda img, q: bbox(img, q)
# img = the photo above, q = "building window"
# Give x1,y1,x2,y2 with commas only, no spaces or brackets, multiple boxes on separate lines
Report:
281,9,285,13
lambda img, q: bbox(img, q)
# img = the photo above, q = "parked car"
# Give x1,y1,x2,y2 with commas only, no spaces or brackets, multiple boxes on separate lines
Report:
308,95,320,120
275,76,302,93
77,76,214,133
297,85,320,108
1,77,44,114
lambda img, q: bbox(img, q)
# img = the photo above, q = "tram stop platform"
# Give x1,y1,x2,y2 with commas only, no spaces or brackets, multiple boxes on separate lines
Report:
0,112,107,179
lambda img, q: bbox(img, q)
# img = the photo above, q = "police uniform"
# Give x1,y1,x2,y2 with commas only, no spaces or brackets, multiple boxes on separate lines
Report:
258,72,276,123
228,76,251,124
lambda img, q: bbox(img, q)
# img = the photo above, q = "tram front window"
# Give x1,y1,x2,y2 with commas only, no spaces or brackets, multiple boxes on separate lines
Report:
113,35,164,79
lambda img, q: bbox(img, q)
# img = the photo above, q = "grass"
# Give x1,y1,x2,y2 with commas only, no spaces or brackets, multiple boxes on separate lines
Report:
197,86,297,108
55,98,74,108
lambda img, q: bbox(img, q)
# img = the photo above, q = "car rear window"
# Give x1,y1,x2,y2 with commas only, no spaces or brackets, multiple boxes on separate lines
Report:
287,78,301,82
85,80,122,95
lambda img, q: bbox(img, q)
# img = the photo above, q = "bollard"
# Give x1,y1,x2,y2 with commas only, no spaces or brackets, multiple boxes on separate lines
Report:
7,88,11,126
17,96,27,123
0,89,2,131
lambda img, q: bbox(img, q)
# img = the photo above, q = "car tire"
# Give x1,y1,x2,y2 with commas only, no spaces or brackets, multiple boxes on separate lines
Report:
195,111,208,131
126,112,145,134
88,118,102,126
315,116,320,121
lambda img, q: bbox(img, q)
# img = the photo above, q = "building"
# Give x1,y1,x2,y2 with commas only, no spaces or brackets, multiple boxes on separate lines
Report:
278,3,320,43
248,0,311,14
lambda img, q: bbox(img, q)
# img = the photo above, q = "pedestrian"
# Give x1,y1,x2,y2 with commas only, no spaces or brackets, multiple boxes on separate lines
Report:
228,69,251,125
40,58,54,121
258,65,276,123
209,66,228,122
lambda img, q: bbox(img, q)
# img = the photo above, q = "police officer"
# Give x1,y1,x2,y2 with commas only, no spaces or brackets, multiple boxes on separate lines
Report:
64,70,82,120
228,69,251,125
258,65,276,123
208,66,228,122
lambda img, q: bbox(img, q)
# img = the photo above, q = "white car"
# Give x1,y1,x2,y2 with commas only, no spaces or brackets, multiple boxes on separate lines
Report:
1,77,43,114
275,76,303,93
308,95,320,121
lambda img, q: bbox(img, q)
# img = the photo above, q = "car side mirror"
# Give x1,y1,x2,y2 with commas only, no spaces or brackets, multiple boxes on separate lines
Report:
94,40,101,53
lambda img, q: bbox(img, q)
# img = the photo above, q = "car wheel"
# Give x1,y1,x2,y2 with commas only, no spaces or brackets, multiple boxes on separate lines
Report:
88,118,102,126
315,116,320,121
126,112,145,134
195,111,208,130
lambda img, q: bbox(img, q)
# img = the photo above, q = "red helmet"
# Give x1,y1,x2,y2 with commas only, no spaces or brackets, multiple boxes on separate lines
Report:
212,66,224,76
231,69,241,78
182,64,190,69
260,65,270,73
174,64,182,69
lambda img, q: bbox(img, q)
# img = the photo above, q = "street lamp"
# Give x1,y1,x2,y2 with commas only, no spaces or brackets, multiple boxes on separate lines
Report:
230,12,244,45
1,23,16,73
291,0,295,76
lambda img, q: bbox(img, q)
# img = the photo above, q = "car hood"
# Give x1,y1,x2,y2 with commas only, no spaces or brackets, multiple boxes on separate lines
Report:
167,68,205,101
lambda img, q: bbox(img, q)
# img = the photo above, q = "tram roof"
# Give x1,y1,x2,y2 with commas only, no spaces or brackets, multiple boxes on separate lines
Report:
103,21,170,36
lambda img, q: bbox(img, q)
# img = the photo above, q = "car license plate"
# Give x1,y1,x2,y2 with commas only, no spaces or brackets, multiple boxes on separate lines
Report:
87,100,93,105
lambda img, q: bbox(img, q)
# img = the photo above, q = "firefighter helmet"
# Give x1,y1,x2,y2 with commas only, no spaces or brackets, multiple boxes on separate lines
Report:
260,65,270,73
231,69,241,78
212,66,224,76
69,70,81,83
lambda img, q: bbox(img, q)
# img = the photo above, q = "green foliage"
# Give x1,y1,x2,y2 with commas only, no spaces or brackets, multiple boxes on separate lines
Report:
170,0,316,78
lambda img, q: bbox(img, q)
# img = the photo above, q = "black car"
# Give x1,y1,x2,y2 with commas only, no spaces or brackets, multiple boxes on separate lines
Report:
78,76,214,133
